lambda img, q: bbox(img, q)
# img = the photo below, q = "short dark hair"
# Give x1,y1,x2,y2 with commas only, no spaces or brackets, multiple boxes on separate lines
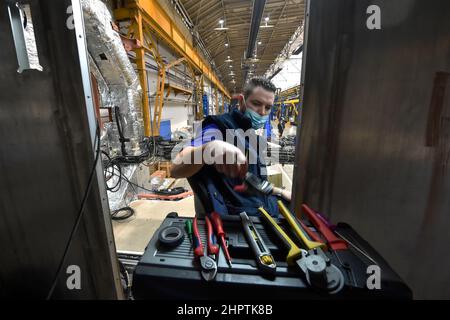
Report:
244,77,277,100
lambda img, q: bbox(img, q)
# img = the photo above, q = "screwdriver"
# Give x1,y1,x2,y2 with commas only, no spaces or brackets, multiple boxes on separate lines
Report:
210,212,233,267
185,219,193,244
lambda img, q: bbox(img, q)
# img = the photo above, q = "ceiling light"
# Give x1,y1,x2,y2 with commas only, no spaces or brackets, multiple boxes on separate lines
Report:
258,41,262,45
261,17,273,28
214,19,229,30
225,43,229,47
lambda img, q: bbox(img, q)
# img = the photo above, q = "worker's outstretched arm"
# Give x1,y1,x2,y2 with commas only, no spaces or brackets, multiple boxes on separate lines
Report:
171,140,248,179
170,145,205,178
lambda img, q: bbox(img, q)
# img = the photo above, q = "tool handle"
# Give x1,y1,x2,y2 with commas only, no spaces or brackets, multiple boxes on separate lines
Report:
258,207,302,265
240,212,276,273
192,217,204,257
302,204,348,251
205,216,219,255
221,237,232,264
210,211,225,237
277,201,325,251
210,212,232,264
299,220,324,244
185,219,193,243
240,212,267,256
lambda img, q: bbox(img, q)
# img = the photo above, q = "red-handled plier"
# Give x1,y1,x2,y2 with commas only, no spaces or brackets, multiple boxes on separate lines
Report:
192,217,218,281
301,204,348,251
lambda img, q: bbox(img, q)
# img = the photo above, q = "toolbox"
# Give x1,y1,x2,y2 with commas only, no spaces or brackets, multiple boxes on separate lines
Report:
132,213,412,299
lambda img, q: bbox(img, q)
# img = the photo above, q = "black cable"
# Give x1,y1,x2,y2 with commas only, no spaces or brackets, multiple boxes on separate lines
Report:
114,106,130,156
111,206,135,221
102,151,122,192
46,123,101,300
112,170,154,193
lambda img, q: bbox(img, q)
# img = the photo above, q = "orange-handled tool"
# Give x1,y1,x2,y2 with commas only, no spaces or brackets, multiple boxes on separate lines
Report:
210,212,233,267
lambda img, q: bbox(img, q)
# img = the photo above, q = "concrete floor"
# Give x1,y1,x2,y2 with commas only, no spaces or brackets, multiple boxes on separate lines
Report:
113,188,196,252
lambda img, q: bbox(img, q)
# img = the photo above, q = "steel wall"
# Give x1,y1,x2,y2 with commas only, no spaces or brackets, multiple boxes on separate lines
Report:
293,0,450,299
0,0,121,298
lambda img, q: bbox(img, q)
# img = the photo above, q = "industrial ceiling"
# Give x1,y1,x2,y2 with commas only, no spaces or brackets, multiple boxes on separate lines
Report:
178,0,305,93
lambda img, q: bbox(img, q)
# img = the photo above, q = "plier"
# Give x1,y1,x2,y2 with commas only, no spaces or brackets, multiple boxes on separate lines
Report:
299,204,348,251
193,217,218,281
299,204,364,286
259,201,345,294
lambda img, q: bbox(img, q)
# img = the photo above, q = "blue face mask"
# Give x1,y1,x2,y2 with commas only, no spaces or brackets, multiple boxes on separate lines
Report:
244,108,269,129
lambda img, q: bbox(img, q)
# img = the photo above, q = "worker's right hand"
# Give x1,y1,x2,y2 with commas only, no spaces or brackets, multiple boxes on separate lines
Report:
203,140,248,179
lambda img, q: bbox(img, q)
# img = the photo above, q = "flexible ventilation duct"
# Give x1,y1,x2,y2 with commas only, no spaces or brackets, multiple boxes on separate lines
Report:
81,0,144,155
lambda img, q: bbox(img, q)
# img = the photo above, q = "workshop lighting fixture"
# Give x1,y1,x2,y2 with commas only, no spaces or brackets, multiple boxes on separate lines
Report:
215,19,229,30
261,16,273,28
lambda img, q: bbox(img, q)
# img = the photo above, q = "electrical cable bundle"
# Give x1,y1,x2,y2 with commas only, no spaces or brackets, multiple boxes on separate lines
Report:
111,206,135,221
103,136,157,193
156,138,182,160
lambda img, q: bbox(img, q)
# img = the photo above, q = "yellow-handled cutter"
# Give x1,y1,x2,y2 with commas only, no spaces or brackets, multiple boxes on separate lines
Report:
240,212,276,275
258,206,344,294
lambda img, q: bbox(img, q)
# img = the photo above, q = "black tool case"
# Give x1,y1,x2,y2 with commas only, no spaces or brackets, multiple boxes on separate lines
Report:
132,214,412,299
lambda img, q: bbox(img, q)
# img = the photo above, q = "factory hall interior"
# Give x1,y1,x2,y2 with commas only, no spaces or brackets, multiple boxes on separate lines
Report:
1,0,450,301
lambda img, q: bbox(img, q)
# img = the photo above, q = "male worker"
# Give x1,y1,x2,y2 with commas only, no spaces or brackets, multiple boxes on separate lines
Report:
171,77,291,217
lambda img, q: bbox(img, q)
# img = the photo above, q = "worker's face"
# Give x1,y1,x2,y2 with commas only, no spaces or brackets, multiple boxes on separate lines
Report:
240,86,275,116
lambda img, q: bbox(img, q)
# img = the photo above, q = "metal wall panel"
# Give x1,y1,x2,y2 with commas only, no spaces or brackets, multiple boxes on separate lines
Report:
293,0,450,299
0,0,121,298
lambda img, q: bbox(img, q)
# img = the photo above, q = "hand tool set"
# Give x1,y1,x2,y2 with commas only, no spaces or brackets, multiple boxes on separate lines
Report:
133,201,411,299
178,199,377,294
133,211,412,299
166,200,381,293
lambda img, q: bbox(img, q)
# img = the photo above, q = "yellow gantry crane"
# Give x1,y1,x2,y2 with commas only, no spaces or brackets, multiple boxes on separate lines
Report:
274,85,302,125
114,0,230,136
